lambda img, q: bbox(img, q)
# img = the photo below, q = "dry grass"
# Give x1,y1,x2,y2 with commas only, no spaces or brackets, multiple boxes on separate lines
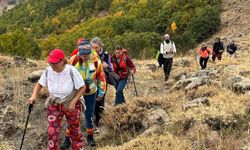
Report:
99,133,192,150
0,140,14,150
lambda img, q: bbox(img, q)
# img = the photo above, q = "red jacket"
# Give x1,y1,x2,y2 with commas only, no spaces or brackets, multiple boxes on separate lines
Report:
197,47,212,58
112,54,136,79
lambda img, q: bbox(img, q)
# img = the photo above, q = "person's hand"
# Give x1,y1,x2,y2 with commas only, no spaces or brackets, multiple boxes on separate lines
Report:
130,69,135,74
169,48,173,53
96,96,103,101
69,101,76,111
27,97,36,105
102,62,108,68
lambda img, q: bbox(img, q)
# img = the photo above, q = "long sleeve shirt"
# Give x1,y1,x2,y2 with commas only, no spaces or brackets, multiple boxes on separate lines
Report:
68,50,106,97
98,50,113,70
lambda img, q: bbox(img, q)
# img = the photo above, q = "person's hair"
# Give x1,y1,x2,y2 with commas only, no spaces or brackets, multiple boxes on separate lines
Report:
91,37,104,47
62,57,68,65
216,37,220,41
115,45,123,50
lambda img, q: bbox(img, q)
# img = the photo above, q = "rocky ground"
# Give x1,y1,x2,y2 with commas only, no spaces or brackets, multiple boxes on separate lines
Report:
0,0,250,150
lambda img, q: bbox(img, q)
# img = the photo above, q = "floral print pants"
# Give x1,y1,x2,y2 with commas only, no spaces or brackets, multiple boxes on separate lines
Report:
47,101,84,150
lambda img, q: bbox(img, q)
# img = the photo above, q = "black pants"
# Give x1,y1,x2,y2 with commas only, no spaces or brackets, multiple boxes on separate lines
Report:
163,58,173,78
94,92,105,126
199,57,209,70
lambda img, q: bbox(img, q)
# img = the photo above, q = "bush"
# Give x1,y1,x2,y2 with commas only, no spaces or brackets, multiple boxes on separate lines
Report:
187,6,220,42
112,32,161,59
0,30,39,58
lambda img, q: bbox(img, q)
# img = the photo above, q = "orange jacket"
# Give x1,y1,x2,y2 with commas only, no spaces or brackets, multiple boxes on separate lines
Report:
197,47,212,58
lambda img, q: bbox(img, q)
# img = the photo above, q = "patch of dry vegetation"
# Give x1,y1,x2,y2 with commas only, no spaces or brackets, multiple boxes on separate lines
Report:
0,140,14,150
99,133,192,150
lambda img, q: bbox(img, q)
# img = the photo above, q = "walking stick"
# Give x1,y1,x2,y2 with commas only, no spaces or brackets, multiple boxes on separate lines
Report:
131,74,138,97
20,104,33,150
194,49,199,71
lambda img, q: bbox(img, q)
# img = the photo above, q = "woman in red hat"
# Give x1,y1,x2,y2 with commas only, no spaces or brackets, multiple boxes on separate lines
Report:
28,49,86,150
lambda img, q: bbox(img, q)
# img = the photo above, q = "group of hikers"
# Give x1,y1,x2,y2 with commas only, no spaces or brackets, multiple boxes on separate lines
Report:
26,33,238,150
157,34,238,82
27,37,136,150
197,37,237,70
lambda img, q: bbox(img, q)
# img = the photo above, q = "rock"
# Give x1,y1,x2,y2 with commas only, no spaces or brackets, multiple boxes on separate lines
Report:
205,131,220,148
13,56,27,67
225,75,250,93
172,70,187,80
28,70,44,83
0,91,14,102
185,76,211,90
140,126,159,137
182,97,209,110
208,70,219,79
146,64,157,72
0,122,20,137
196,70,210,77
141,108,169,129
180,59,191,67
2,108,16,122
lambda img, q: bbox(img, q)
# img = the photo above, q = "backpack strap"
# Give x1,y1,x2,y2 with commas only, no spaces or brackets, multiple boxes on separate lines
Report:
72,55,79,66
94,61,98,69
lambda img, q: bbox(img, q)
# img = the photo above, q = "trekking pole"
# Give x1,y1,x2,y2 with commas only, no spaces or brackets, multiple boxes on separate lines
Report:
131,74,138,97
194,49,199,71
20,104,33,150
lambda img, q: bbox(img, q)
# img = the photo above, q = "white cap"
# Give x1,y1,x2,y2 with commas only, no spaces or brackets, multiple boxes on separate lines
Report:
164,34,170,39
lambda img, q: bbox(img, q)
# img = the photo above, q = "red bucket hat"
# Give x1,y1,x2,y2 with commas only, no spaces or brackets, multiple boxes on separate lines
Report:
47,49,65,63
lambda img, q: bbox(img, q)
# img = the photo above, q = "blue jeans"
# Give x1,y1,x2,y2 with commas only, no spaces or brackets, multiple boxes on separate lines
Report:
84,93,96,128
115,79,128,105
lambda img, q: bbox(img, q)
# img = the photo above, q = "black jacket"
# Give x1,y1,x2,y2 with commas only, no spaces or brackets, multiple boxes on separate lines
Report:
213,42,224,53
227,44,237,54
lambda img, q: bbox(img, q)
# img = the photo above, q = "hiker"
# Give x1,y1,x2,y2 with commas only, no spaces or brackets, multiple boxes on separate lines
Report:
212,37,224,62
27,49,85,150
197,42,212,70
70,38,86,57
112,45,136,105
61,40,106,148
90,37,112,127
227,40,237,57
160,34,176,82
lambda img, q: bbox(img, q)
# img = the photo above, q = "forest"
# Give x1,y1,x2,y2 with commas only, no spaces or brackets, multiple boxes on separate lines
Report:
0,0,221,59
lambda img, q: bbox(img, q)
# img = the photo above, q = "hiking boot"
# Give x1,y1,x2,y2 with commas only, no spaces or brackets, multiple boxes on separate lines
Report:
60,136,71,150
165,76,169,82
87,134,96,147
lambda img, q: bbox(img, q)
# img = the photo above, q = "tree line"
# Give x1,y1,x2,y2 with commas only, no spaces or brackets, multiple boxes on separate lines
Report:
0,0,221,59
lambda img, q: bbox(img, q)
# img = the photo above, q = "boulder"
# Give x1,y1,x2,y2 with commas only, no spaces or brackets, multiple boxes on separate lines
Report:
185,76,211,90
0,91,14,102
28,70,44,83
225,75,250,93
182,97,210,110
146,64,157,72
141,108,169,129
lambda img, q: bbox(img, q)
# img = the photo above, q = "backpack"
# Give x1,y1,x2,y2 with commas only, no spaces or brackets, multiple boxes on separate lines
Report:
156,51,164,66
104,67,120,87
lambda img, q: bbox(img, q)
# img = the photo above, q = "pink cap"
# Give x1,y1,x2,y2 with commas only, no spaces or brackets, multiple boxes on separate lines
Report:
47,49,65,63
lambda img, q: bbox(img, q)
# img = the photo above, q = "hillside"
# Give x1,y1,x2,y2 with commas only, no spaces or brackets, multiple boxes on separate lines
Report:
0,0,250,150
0,0,221,59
